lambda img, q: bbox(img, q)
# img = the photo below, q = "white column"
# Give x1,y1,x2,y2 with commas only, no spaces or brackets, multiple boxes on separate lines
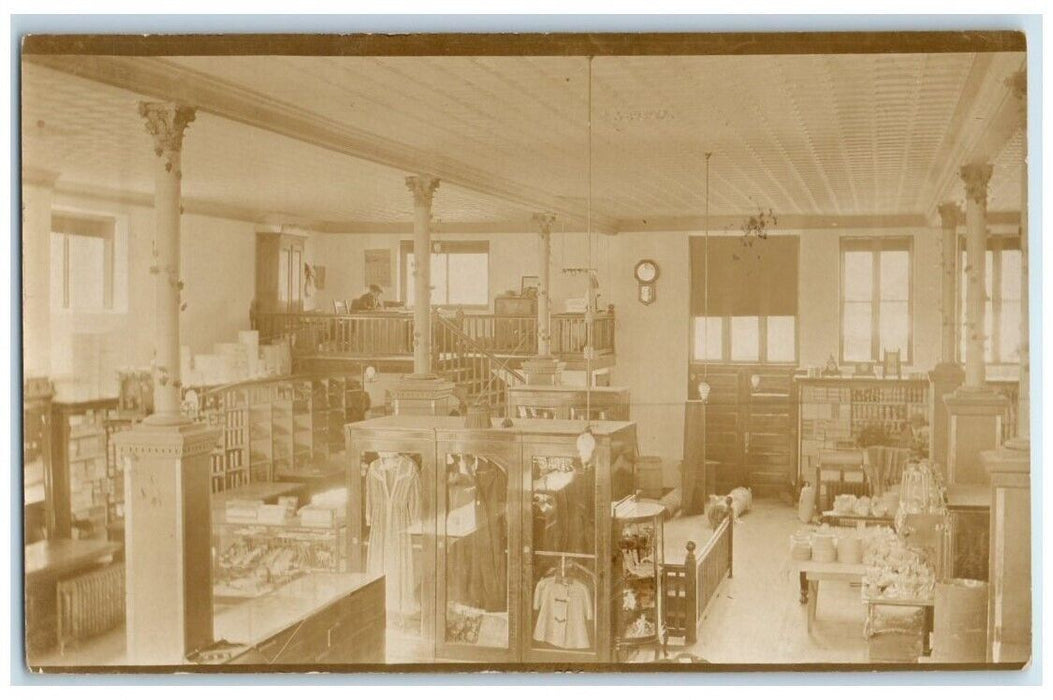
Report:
937,202,962,365
959,163,993,390
405,175,439,377
139,102,196,423
533,212,556,356
1009,70,1029,447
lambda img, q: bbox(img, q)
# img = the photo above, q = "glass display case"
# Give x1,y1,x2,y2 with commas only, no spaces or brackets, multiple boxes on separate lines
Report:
612,496,666,660
211,507,346,601
346,415,638,663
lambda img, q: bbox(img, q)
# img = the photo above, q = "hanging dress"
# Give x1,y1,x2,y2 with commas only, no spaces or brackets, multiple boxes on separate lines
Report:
366,455,422,616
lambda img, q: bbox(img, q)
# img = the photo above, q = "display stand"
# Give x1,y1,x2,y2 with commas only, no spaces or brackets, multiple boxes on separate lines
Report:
612,495,666,661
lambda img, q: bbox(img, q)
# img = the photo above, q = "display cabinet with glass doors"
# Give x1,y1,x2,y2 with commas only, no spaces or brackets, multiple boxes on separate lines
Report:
345,415,638,664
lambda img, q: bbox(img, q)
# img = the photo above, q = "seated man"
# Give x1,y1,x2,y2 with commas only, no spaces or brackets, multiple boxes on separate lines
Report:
350,284,383,311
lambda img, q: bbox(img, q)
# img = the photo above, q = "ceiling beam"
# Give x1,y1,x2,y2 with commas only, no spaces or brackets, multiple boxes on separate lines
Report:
24,54,618,234
922,54,1027,220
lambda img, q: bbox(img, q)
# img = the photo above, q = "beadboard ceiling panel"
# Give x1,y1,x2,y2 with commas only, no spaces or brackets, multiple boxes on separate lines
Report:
22,62,535,225
22,50,1026,230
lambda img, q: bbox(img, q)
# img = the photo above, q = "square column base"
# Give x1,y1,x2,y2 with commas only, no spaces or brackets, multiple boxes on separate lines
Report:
391,374,456,416
522,356,565,386
928,363,964,472
944,387,1008,485
114,419,221,666
980,444,1031,664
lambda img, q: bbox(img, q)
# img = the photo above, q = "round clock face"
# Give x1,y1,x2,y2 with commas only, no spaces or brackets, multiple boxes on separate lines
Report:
634,259,659,283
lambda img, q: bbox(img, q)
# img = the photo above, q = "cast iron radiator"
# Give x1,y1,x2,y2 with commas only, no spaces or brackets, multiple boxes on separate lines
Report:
56,561,125,652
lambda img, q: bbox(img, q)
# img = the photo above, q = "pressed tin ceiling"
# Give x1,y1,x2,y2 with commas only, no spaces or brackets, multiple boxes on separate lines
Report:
21,51,1026,231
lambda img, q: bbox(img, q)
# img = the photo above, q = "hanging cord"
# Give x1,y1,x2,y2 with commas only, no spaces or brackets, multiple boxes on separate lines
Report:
586,55,594,419
704,152,712,381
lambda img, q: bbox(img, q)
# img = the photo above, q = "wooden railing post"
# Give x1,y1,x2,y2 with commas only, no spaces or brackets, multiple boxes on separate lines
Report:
684,540,698,645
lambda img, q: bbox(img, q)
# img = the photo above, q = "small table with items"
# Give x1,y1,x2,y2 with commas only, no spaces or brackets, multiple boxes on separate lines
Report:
794,560,867,633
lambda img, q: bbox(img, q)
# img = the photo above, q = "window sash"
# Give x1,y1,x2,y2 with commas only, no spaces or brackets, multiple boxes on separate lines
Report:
402,241,490,307
957,236,1022,365
839,237,913,364
691,315,798,364
50,220,116,312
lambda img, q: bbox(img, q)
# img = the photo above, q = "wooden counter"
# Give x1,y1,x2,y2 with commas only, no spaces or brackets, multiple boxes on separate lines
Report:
213,572,384,665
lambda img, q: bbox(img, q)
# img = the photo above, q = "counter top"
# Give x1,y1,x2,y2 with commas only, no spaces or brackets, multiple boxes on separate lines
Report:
25,538,121,582
212,572,382,647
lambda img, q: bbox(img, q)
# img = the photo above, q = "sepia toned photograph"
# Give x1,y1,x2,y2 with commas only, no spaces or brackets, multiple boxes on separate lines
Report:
17,28,1034,674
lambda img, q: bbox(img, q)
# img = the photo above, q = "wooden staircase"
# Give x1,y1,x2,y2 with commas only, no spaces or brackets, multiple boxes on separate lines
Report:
433,312,528,415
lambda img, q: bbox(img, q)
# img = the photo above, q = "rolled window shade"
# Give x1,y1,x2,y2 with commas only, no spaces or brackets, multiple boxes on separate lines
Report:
690,235,798,316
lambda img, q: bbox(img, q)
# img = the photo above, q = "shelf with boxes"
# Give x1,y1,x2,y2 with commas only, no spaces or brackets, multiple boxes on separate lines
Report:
795,377,930,486
190,374,369,494
50,399,129,541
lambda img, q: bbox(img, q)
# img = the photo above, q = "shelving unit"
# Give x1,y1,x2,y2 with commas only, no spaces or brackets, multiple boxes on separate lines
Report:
103,416,135,539
50,399,121,540
796,377,930,485
612,497,666,660
196,375,369,494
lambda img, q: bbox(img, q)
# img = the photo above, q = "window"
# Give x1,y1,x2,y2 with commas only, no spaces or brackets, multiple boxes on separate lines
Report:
958,236,1021,365
50,213,116,311
401,240,489,307
840,237,913,363
689,235,799,364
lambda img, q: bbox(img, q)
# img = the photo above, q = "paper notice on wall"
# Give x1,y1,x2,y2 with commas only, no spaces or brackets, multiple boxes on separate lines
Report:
365,249,392,288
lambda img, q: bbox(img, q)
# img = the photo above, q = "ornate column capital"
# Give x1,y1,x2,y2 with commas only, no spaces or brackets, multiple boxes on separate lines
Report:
937,201,963,229
139,102,196,159
405,175,440,209
960,163,994,206
532,212,557,235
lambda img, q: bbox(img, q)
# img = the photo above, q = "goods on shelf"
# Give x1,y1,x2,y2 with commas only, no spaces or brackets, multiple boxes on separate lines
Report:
830,492,899,519
213,516,345,598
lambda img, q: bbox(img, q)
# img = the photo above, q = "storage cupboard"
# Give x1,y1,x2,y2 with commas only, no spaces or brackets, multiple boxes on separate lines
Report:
345,415,638,663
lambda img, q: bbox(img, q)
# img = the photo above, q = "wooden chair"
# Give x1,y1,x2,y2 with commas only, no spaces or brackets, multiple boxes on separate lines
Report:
815,449,867,512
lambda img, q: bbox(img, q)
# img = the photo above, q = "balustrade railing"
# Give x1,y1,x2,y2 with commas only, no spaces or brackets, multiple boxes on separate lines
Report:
253,309,614,362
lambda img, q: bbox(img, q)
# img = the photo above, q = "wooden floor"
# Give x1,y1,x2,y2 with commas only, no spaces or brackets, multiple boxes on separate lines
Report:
28,500,875,669
672,499,870,665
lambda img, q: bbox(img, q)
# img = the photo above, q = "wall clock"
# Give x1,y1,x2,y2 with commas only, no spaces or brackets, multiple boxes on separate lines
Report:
634,259,660,305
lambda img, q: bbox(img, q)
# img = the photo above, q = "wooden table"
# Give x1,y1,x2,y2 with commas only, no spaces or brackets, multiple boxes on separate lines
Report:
864,594,935,656
25,538,122,653
794,560,867,634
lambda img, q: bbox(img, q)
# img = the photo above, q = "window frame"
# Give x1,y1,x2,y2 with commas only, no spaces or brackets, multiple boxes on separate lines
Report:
957,234,1021,366
50,212,117,312
839,236,914,365
399,240,490,309
691,314,799,365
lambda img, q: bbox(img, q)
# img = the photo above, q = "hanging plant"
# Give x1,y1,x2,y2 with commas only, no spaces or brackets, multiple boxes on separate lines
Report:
740,207,777,246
